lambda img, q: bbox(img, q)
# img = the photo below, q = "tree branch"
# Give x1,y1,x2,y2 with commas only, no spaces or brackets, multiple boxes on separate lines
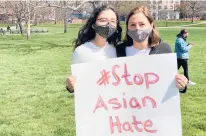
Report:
48,1,94,11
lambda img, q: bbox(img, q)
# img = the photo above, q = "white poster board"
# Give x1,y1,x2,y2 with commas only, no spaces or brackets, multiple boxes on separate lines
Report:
71,53,182,136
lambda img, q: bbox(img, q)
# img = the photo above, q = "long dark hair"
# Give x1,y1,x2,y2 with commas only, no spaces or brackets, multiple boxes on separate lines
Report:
177,29,187,41
74,5,122,50
124,6,160,46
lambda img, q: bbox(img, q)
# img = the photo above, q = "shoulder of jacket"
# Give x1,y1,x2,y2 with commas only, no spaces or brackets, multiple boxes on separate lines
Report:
177,37,184,42
158,40,172,53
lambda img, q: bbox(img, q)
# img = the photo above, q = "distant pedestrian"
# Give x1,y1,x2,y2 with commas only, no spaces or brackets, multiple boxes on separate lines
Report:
174,29,196,89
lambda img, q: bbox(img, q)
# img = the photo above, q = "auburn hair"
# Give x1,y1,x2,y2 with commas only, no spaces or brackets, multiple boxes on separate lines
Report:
124,6,160,46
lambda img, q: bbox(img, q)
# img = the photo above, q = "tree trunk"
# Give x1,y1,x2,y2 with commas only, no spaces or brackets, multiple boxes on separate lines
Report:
16,23,18,29
26,1,31,40
27,15,31,40
18,18,23,34
34,13,39,26
54,10,57,25
64,9,67,33
192,10,194,23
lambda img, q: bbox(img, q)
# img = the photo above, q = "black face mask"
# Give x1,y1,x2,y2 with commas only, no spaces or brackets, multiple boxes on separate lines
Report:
92,24,117,39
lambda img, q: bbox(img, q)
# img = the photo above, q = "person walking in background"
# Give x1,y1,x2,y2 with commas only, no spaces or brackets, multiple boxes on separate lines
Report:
174,29,196,87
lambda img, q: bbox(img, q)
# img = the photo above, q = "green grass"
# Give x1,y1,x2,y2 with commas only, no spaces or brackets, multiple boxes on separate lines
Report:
154,20,206,27
0,24,7,27
30,20,206,29
187,23,206,27
1,20,205,33
0,24,206,136
155,21,191,27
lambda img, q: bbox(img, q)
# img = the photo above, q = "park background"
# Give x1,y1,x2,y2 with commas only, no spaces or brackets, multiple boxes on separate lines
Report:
0,0,206,136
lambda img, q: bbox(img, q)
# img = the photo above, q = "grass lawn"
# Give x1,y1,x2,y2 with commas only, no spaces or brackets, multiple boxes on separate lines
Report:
0,24,206,136
155,20,206,27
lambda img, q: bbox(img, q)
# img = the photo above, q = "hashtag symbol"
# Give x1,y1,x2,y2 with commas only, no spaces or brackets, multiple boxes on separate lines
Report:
97,69,111,86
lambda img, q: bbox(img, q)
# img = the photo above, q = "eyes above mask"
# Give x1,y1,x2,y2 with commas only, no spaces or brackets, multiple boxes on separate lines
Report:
127,29,152,43
92,24,117,39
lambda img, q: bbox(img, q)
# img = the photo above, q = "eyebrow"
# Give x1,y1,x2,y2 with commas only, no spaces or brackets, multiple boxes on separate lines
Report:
129,21,145,24
129,22,136,24
97,17,117,20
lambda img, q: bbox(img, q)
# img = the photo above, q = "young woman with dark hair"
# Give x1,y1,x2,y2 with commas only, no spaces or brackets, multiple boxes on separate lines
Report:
66,5,122,93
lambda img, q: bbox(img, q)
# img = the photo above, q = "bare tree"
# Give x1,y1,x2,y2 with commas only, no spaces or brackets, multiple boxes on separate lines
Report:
0,2,7,24
197,1,206,20
5,1,25,34
113,1,149,22
4,0,46,39
0,2,5,13
178,1,189,19
47,0,96,33
188,1,199,23
185,0,204,23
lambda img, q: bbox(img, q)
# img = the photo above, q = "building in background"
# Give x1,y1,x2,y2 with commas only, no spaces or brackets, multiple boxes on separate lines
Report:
147,0,180,20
